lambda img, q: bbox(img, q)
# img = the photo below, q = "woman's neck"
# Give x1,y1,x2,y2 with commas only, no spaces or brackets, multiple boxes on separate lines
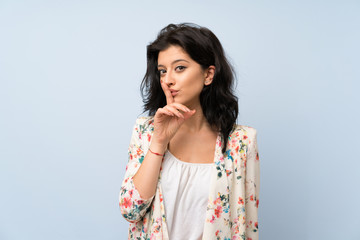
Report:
180,105,212,134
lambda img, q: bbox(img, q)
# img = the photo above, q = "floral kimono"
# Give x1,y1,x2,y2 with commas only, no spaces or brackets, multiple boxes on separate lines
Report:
119,116,260,240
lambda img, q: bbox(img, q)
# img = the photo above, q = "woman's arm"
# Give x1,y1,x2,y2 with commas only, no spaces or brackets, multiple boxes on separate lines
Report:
119,118,166,223
130,104,195,202
245,128,260,239
132,141,167,199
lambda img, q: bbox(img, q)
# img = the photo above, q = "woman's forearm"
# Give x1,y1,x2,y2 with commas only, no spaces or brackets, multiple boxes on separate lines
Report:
132,141,168,199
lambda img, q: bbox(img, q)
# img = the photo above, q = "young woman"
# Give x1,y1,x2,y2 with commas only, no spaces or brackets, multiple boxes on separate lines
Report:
119,23,260,240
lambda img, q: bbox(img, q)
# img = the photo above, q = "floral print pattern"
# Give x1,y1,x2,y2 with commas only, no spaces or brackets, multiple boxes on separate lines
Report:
119,116,260,239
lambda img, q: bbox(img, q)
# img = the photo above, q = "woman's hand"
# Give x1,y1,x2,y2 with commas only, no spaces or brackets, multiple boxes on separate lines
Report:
152,81,195,145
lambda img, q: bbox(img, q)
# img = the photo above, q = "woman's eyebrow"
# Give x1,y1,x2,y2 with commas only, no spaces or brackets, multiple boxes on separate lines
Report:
158,59,189,68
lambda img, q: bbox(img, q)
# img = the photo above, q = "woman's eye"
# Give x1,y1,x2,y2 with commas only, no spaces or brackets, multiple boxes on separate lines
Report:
175,66,186,71
158,69,166,75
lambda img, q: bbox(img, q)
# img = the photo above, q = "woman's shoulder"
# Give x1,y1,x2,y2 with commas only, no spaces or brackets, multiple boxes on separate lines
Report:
132,115,155,134
134,115,154,125
230,124,258,140
225,124,258,152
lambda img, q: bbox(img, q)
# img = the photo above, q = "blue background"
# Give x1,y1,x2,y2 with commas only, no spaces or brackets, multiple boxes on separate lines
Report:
1,0,359,239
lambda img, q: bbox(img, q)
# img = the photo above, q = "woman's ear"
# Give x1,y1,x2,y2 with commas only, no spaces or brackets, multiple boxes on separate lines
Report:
204,65,216,86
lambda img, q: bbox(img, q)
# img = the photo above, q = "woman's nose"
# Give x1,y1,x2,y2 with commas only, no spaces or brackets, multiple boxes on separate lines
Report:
164,71,175,86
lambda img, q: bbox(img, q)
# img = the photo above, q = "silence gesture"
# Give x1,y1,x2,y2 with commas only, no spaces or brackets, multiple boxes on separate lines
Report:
152,81,196,145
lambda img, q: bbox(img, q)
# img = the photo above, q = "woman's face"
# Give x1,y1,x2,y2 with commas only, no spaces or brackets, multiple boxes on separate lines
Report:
157,45,214,107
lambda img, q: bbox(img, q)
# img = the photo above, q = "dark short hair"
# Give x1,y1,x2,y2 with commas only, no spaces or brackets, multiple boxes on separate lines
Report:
140,23,238,153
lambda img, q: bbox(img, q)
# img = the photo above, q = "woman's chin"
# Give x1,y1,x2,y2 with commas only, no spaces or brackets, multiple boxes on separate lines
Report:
173,98,185,105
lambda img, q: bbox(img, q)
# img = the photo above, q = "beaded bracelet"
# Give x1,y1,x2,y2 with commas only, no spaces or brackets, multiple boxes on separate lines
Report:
149,148,164,157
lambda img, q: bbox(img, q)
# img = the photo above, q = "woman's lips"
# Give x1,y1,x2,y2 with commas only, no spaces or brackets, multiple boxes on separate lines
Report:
171,91,178,97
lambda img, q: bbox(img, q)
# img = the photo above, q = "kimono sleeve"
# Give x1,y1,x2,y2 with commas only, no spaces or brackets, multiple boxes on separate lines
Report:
245,128,260,239
118,119,155,223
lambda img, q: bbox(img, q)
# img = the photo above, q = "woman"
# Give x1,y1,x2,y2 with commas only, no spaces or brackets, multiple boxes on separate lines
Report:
119,23,260,240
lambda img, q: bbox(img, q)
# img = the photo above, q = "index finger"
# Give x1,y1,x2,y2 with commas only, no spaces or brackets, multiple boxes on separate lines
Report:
160,81,174,104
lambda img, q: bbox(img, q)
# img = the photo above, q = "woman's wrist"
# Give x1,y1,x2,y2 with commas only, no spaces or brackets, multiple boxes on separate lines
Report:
149,148,164,156
149,141,168,156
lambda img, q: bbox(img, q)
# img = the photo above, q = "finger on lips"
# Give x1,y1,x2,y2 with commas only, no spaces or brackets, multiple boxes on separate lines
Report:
160,81,174,104
160,83,192,114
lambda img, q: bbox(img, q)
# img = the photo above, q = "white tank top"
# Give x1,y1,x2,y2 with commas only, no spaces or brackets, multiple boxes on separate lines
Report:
160,150,214,240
